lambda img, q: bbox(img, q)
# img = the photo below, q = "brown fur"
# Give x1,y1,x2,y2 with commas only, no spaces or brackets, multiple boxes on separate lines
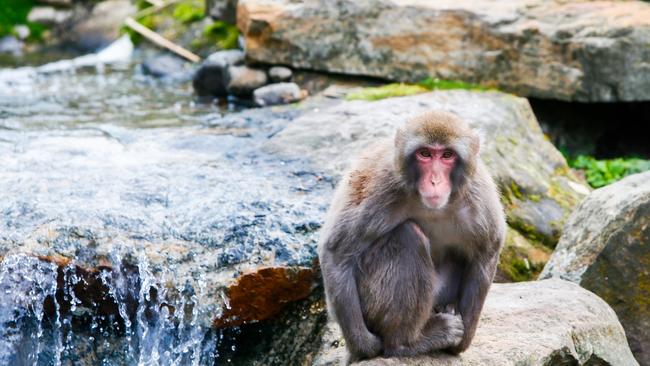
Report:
318,111,506,363
348,169,372,206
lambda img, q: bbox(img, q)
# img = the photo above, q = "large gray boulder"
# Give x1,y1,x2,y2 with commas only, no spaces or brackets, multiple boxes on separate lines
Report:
238,0,650,102
541,172,650,365
265,90,590,257
314,279,638,366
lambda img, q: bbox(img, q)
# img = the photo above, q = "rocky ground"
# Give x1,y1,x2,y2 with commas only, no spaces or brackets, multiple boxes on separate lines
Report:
1,0,649,364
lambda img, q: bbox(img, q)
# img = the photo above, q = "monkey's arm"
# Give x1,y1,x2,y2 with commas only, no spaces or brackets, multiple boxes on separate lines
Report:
449,250,499,354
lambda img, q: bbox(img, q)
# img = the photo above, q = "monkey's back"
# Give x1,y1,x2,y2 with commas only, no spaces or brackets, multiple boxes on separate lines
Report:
356,222,435,346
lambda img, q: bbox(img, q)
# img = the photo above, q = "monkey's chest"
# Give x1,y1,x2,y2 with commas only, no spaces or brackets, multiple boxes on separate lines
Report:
422,220,468,251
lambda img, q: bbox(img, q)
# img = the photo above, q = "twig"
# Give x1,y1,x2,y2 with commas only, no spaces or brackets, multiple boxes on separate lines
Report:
133,0,184,19
124,17,201,63
143,0,165,7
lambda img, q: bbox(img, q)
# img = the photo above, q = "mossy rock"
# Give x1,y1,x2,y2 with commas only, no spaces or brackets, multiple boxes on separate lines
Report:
496,228,551,282
541,172,650,365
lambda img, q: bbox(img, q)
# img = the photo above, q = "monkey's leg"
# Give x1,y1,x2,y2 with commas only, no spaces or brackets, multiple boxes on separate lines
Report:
448,252,499,354
383,309,464,357
321,253,382,361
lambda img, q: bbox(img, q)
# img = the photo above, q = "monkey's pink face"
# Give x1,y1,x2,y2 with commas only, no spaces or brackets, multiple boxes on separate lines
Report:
415,145,457,209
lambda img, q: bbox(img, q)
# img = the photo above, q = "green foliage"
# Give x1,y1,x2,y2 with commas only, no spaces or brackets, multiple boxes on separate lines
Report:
568,155,650,188
201,21,239,50
0,0,45,40
0,0,32,36
173,2,204,24
346,83,428,101
418,77,489,91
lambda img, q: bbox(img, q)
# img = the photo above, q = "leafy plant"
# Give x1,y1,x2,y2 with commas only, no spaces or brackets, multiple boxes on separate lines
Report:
173,1,204,24
0,0,45,41
201,21,239,50
568,155,650,188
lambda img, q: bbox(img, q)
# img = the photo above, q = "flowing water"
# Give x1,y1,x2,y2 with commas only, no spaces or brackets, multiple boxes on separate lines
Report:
0,57,332,365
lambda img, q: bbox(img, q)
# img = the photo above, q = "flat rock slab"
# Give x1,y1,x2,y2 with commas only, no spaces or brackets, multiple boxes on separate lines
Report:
541,172,650,365
238,0,650,102
314,279,638,366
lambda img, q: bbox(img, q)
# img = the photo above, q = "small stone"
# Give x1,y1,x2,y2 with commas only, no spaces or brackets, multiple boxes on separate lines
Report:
268,66,292,82
142,54,186,78
205,49,245,68
192,50,244,97
253,82,307,106
0,36,23,56
13,25,30,40
28,6,73,26
226,65,268,97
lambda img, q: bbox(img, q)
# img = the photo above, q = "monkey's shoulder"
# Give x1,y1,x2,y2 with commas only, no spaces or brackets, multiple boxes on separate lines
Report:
344,156,402,207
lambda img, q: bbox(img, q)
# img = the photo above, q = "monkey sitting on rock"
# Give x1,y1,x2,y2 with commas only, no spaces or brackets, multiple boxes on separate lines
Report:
318,111,506,363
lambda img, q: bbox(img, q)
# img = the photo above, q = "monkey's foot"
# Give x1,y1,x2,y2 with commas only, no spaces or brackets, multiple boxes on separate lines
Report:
348,331,383,362
383,312,464,358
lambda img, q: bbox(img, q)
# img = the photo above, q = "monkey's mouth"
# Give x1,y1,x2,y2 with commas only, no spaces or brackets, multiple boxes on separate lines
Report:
421,194,449,209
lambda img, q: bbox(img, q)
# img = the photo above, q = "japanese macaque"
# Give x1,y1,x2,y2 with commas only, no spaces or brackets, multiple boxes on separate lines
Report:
318,111,505,362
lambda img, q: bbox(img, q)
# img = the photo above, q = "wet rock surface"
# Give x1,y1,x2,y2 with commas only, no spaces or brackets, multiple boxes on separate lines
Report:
0,66,331,363
314,279,638,366
541,171,650,365
238,0,650,102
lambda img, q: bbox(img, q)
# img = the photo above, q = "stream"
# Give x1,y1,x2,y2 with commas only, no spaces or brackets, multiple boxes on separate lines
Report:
0,54,332,365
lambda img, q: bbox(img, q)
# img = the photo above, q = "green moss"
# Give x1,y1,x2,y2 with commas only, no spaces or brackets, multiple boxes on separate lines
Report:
173,1,204,24
346,83,429,101
345,76,492,102
417,77,491,91
567,155,650,188
498,244,547,282
201,21,239,50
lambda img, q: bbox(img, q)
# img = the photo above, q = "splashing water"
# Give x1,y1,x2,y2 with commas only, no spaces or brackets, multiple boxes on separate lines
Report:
0,253,217,366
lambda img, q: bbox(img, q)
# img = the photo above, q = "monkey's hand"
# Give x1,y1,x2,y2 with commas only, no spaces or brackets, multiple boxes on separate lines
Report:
348,330,382,360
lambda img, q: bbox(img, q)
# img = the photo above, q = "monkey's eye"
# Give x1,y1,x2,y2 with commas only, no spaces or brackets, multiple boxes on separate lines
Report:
442,150,455,159
417,149,432,158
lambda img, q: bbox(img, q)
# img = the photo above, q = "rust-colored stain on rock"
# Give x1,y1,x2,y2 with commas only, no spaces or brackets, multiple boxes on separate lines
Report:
213,266,315,328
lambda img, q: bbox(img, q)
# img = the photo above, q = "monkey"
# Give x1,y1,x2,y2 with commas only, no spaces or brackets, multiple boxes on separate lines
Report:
317,111,506,362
